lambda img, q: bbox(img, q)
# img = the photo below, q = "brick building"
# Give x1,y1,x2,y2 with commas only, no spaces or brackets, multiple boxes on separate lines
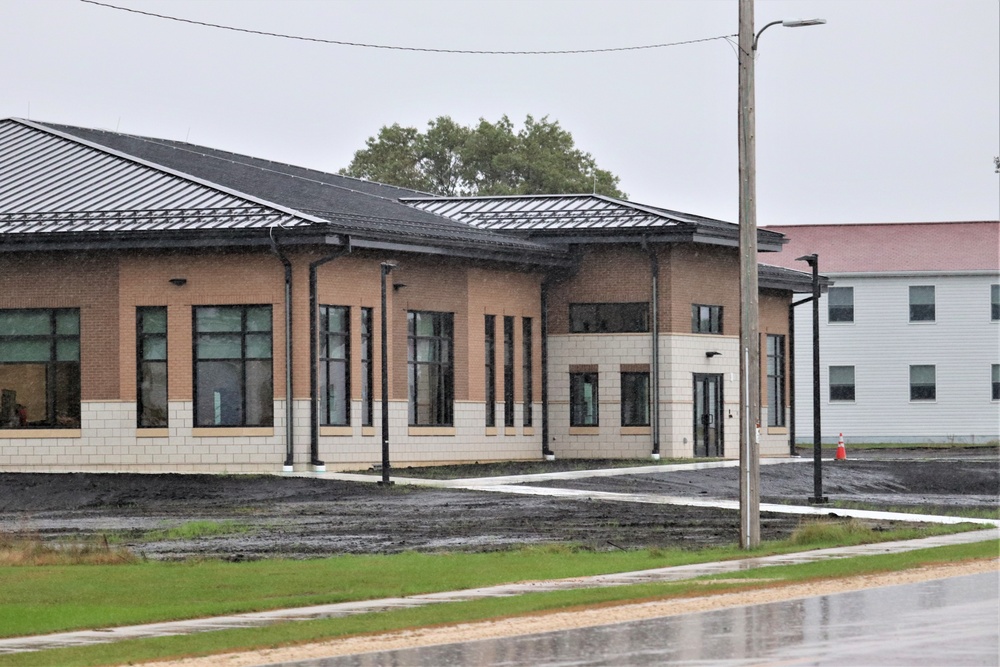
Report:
0,119,814,471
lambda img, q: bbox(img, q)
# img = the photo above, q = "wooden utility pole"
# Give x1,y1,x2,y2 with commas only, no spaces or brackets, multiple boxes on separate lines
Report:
737,0,761,548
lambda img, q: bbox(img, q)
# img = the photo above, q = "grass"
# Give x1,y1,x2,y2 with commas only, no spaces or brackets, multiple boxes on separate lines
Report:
827,500,1000,521
0,533,137,567
138,519,253,542
0,535,994,667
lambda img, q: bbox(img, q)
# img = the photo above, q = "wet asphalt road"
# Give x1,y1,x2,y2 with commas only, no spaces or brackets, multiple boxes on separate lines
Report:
273,571,1000,667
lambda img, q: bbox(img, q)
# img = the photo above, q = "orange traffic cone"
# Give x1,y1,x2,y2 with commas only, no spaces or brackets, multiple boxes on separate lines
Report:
835,433,847,461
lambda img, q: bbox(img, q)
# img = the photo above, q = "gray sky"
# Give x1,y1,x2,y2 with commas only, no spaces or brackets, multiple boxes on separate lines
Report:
2,0,997,225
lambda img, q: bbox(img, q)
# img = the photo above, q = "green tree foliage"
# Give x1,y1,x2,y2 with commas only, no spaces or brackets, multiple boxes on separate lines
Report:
340,114,625,198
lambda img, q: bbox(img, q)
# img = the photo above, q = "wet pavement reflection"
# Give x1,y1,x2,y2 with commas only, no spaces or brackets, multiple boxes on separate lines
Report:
274,571,998,667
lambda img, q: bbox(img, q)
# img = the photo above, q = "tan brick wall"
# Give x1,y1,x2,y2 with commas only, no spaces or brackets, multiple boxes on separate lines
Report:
759,288,791,415
664,244,740,334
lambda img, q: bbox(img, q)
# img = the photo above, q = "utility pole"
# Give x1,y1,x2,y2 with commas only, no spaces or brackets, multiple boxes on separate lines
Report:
737,0,761,549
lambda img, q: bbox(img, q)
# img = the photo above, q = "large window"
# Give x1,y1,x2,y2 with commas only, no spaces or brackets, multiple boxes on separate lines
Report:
361,307,373,427
766,334,785,426
992,364,999,401
569,303,648,333
620,372,649,427
829,366,855,402
137,307,167,427
692,304,723,334
910,365,936,401
320,306,350,426
992,284,999,321
522,317,533,427
909,286,935,322
827,287,854,323
570,371,599,426
484,315,496,427
0,309,80,429
408,311,454,426
503,316,515,427
194,305,273,427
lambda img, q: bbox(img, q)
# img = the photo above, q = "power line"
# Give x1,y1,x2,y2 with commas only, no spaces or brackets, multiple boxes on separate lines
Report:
80,0,736,55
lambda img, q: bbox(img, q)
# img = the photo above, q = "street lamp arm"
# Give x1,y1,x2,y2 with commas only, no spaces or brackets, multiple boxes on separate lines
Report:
754,18,827,51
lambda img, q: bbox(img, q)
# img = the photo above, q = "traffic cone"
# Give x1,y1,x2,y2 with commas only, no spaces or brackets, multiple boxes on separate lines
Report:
835,433,847,461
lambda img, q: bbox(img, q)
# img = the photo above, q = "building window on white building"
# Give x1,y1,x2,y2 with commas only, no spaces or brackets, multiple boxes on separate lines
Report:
909,365,936,401
909,286,935,322
992,284,999,321
692,304,723,334
620,371,650,427
766,334,786,425
570,371,599,426
829,366,855,402
827,287,854,323
992,364,999,401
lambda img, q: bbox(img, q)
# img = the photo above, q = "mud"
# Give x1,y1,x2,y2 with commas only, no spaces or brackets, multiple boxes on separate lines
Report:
0,448,995,561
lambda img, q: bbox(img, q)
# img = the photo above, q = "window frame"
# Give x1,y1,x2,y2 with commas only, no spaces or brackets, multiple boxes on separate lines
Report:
829,365,856,402
361,307,374,427
992,364,999,401
407,310,454,427
522,317,533,427
192,304,273,428
503,316,515,427
620,371,650,427
909,364,936,401
319,305,350,426
484,315,496,428
766,334,786,426
827,286,854,323
0,308,81,429
909,285,935,322
569,371,599,427
569,302,649,334
691,304,723,334
136,306,168,428
991,284,999,321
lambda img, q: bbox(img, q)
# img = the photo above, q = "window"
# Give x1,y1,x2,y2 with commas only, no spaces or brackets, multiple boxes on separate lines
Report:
620,372,650,427
320,306,350,426
569,303,648,333
766,334,785,426
522,318,533,427
137,307,167,427
570,372,599,426
909,286,935,322
484,315,495,427
910,365,936,401
361,307,373,427
692,304,723,334
503,316,515,427
993,365,999,401
829,366,855,402
193,305,273,427
408,311,453,426
992,284,999,321
827,287,854,323
0,309,80,429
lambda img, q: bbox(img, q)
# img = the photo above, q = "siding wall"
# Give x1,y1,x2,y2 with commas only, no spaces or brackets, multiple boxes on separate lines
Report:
792,272,1000,443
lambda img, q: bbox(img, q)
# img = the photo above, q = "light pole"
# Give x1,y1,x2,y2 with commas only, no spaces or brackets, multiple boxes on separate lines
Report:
738,0,825,548
379,261,396,486
797,254,827,504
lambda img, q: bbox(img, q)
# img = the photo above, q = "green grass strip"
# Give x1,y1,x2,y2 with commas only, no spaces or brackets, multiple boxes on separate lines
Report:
0,539,993,667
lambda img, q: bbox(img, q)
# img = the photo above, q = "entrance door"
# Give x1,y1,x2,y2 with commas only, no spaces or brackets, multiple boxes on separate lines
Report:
693,373,724,457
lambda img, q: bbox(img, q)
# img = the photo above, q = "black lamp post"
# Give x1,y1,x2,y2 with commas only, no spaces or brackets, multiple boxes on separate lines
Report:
379,261,396,486
797,253,827,504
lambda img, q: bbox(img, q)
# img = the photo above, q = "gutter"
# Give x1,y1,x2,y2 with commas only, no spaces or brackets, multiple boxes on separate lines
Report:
308,239,352,471
268,230,296,471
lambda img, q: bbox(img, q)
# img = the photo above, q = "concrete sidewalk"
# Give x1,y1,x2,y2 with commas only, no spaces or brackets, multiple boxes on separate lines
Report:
1,528,995,656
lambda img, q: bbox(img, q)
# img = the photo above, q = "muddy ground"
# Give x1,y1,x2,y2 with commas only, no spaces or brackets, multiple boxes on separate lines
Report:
0,448,996,560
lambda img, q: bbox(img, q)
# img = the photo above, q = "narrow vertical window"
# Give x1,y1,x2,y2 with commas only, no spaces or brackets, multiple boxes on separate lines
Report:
827,287,854,323
0,309,80,429
570,372,599,426
909,286,935,322
620,372,650,427
766,334,786,426
503,316,514,427
408,311,454,426
992,284,999,321
320,306,350,426
194,305,273,427
829,366,855,402
992,364,999,401
909,365,936,401
484,315,496,427
137,307,168,427
361,307,373,427
522,317,533,427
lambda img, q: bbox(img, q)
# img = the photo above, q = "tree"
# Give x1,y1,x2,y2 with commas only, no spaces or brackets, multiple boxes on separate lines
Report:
340,114,626,198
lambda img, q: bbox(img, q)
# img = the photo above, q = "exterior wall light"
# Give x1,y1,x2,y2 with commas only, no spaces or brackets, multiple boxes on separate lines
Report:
168,278,187,286
706,351,722,358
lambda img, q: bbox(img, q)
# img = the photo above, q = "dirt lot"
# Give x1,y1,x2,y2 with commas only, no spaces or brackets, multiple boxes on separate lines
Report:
0,448,996,561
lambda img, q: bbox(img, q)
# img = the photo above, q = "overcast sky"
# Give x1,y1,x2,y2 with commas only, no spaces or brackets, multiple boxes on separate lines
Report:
2,0,997,225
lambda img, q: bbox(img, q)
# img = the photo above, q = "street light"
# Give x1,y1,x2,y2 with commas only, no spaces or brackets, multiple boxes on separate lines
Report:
797,254,827,504
379,261,397,486
737,0,825,548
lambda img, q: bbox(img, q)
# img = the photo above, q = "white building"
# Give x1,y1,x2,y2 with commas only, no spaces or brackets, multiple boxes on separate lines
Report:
762,221,1000,445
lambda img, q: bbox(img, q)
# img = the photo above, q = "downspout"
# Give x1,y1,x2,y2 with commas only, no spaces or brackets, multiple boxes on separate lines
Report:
541,276,554,460
641,238,661,459
789,294,815,457
309,240,352,471
268,230,295,472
